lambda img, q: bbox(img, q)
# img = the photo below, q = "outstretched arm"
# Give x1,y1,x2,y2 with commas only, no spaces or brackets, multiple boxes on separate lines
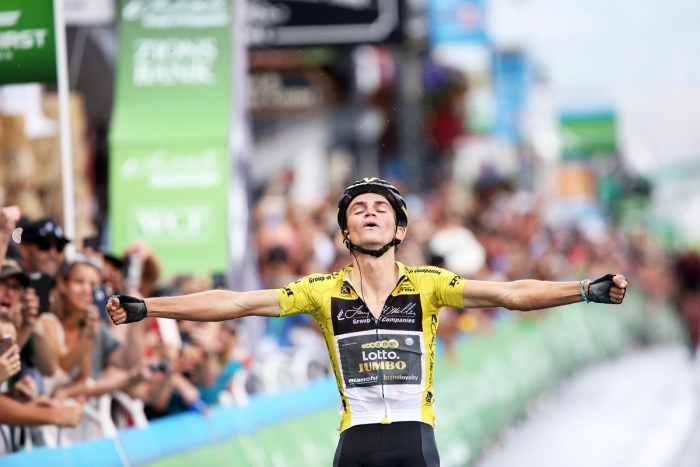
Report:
462,274,628,311
108,289,281,325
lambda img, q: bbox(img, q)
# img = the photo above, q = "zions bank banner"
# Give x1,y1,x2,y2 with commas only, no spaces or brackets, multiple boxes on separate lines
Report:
0,0,57,84
109,0,231,277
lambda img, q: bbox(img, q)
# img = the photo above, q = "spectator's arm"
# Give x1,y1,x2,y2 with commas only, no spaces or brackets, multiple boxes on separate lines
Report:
29,317,61,376
123,240,162,297
0,394,82,427
66,366,145,400
108,320,146,370
16,288,39,348
145,372,177,411
0,206,20,263
58,334,93,374
54,341,93,399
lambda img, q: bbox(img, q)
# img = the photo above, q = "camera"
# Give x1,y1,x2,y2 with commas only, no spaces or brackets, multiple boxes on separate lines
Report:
148,360,171,374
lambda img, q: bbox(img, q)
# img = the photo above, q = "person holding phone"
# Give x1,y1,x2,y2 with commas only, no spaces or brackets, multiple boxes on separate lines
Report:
0,317,21,386
0,259,60,386
0,314,83,455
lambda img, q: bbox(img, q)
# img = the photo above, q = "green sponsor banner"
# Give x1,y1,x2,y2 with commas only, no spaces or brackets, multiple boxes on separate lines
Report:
0,0,57,84
560,111,617,160
109,0,231,277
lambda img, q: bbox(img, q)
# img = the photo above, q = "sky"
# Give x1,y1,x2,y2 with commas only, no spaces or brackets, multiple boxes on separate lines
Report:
489,0,700,173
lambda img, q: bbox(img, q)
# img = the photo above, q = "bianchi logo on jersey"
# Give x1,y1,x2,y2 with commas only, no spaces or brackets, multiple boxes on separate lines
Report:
337,332,422,388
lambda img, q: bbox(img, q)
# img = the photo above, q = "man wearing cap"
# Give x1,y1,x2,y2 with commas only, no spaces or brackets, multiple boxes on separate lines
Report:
107,178,628,467
0,258,59,382
16,218,71,278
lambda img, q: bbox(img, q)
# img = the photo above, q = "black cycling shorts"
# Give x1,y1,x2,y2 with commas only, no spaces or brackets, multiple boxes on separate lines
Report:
333,421,440,467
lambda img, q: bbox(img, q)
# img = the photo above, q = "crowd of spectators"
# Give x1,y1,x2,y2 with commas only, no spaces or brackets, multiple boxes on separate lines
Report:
0,205,245,454
0,168,686,456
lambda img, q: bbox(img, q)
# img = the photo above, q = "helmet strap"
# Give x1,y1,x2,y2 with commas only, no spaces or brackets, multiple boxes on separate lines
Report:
343,228,402,258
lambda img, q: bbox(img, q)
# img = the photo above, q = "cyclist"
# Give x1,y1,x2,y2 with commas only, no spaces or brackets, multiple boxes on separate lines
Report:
107,178,628,467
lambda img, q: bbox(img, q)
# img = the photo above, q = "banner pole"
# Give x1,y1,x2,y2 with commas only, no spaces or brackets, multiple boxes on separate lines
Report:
227,0,257,292
53,0,77,260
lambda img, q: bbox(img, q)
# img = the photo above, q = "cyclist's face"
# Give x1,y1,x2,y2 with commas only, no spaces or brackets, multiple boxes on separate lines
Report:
346,193,404,248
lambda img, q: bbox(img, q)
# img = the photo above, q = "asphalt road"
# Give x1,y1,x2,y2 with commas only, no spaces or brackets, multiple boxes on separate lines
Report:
474,346,700,467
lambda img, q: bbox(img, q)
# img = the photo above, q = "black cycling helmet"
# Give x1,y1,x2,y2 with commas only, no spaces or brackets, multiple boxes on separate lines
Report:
336,178,408,257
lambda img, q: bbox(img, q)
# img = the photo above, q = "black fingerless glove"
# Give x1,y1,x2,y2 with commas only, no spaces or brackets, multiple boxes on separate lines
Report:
111,294,148,323
587,274,618,304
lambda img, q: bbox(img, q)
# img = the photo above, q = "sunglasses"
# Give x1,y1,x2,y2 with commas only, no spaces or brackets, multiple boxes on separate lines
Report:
0,280,24,294
36,240,66,253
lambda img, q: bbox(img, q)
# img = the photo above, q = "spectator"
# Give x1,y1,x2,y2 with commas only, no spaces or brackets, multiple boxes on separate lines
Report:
0,314,21,388
0,314,83,455
15,218,70,278
1,258,59,395
42,257,144,402
672,249,700,357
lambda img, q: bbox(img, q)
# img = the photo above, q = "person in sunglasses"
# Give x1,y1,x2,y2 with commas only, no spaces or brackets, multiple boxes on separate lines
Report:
16,218,71,279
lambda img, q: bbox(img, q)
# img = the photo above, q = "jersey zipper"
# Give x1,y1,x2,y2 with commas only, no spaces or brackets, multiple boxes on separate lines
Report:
343,272,407,423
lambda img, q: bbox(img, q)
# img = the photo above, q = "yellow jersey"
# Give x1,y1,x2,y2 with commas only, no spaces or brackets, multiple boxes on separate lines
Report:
274,262,467,432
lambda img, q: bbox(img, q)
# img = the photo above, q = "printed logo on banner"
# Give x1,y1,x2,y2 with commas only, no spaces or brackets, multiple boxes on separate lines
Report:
118,148,223,189
132,37,220,86
122,0,229,28
337,332,423,388
128,204,214,243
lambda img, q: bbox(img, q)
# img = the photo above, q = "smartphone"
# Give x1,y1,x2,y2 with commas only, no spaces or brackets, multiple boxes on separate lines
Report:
83,236,101,251
148,360,172,374
28,272,53,313
212,273,227,290
0,336,14,355
93,284,110,323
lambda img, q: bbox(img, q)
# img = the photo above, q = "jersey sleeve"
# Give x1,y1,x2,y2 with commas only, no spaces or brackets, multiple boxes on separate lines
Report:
431,267,467,308
274,274,327,317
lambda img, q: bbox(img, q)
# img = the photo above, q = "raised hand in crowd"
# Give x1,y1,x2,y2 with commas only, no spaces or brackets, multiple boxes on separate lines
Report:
0,343,21,384
15,286,39,347
0,206,21,264
8,374,38,402
80,304,102,342
122,240,162,297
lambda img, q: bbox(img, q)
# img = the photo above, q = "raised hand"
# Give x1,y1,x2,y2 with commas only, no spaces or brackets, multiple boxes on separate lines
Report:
588,274,628,304
0,344,20,382
107,294,148,325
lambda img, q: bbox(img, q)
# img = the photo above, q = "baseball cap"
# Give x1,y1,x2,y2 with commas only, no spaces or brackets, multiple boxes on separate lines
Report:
0,259,30,287
21,218,71,251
